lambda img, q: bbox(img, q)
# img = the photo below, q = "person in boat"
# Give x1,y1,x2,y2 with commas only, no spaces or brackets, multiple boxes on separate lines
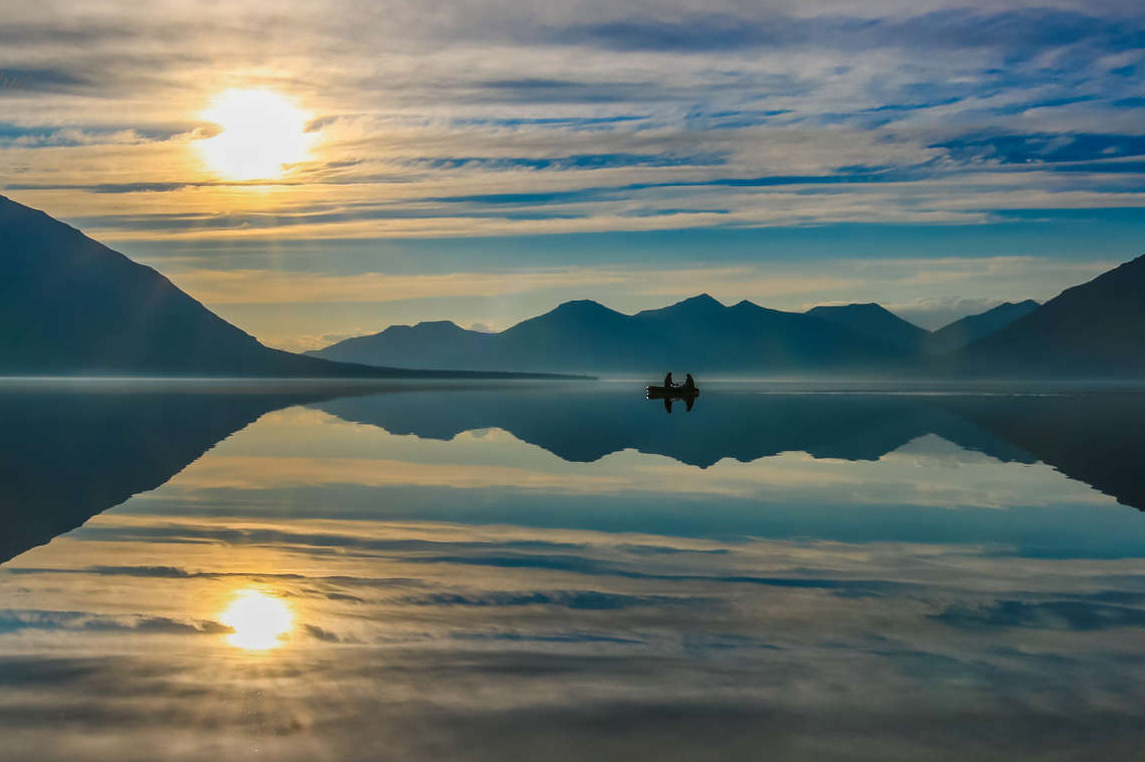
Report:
664,372,675,388
683,373,696,391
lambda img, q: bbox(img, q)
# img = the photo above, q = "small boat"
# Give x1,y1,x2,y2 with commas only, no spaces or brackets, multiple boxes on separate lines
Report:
646,384,700,399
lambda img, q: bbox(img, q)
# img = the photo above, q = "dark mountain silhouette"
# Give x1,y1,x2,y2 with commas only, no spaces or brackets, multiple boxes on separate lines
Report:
311,294,910,373
630,296,912,371
961,255,1145,376
0,384,357,564
806,303,929,352
312,254,1145,377
493,299,657,371
0,196,565,380
928,300,1040,354
314,320,495,371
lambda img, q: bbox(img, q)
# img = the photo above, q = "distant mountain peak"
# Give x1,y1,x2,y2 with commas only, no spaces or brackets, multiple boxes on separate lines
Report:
552,299,612,313
638,293,729,320
379,320,476,337
682,293,723,306
809,302,894,317
805,302,928,351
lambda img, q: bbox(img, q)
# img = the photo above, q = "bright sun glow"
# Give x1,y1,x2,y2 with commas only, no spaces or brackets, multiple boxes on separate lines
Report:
198,88,312,180
219,589,294,651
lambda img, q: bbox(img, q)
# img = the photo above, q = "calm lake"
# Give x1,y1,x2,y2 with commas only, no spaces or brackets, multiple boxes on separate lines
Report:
2,380,1144,760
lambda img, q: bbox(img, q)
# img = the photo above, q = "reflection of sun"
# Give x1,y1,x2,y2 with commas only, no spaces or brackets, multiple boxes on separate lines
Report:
197,88,312,180
220,589,294,651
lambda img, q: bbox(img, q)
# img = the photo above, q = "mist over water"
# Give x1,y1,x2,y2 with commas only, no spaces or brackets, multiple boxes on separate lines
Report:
2,381,1145,760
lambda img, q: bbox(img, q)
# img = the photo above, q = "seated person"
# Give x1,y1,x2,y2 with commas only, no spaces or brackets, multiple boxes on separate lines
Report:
683,373,696,390
664,372,675,388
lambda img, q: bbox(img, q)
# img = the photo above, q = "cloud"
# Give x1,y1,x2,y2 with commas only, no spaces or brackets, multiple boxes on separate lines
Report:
548,9,1145,55
303,623,347,642
4,0,1144,242
167,267,634,305
152,256,1112,350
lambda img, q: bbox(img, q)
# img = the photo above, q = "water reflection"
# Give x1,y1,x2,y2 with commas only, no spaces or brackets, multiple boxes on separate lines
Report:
1,382,1144,760
0,380,368,563
314,385,1145,512
220,589,294,651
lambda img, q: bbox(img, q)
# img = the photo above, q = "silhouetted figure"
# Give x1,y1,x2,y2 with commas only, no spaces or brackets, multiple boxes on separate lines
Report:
664,372,675,388
684,373,696,391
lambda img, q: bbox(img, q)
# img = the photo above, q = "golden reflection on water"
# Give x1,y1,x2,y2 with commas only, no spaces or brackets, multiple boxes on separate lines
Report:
219,589,294,651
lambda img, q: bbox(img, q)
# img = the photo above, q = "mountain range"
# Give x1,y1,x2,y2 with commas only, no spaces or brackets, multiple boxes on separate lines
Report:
312,256,1145,376
3,194,1143,379
306,288,1090,372
313,295,917,373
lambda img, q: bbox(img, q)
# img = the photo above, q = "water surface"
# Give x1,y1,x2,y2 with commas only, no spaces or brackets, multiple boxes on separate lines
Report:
2,382,1144,760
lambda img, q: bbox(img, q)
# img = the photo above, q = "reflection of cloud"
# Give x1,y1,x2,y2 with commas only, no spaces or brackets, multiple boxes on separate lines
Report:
0,609,230,635
162,441,1115,509
169,454,633,492
933,599,1145,631
400,590,714,610
5,499,1145,760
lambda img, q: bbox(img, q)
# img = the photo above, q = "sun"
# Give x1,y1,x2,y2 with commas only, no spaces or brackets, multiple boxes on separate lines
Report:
197,88,313,180
219,589,294,651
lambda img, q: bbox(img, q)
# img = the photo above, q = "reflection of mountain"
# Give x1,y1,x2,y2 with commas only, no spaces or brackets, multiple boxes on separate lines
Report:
944,394,1145,513
314,388,1034,466
0,385,354,563
314,387,1145,511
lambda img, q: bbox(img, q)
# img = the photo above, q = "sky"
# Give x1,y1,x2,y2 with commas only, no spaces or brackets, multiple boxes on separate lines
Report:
2,0,1144,349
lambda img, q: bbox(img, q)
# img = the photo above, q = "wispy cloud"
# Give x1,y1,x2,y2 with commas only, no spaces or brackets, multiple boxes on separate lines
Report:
158,256,1114,346
2,0,1143,340
4,0,1144,239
